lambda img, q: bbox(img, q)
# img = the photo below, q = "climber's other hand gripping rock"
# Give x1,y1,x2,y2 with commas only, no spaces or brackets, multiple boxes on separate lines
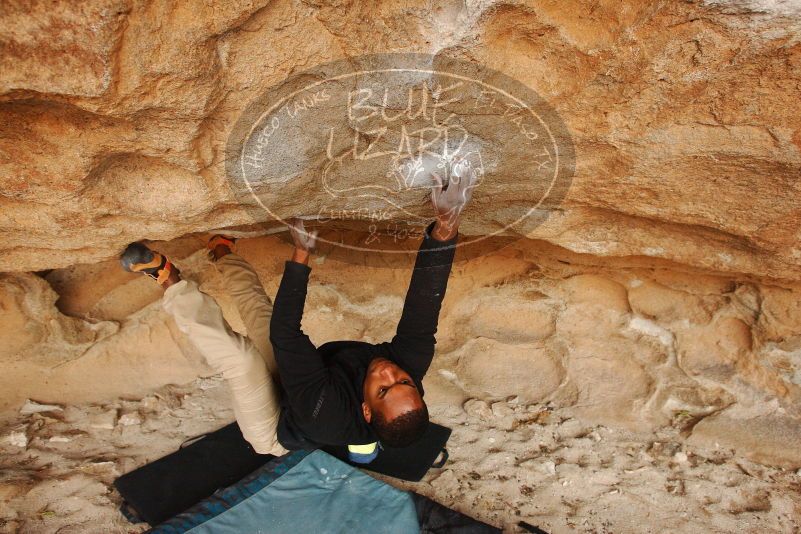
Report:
288,218,319,265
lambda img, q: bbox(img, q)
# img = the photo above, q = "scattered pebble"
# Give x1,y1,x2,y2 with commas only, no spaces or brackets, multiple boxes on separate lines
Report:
438,369,458,382
443,405,464,418
118,413,142,426
6,431,27,448
491,402,514,417
19,400,63,415
140,396,161,413
464,399,492,420
541,461,557,475
89,409,118,430
430,469,460,493
624,467,647,474
674,452,689,464
558,419,587,440
48,436,72,443
198,378,221,390
79,461,118,475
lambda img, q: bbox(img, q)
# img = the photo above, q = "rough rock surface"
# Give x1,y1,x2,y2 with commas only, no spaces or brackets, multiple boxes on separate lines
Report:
3,377,801,533
0,0,800,279
2,233,800,470
1,0,801,515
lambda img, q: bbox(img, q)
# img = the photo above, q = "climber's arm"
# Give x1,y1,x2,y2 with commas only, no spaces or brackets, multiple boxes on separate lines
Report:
270,260,327,390
388,158,478,381
287,218,317,266
387,220,458,381
269,220,327,411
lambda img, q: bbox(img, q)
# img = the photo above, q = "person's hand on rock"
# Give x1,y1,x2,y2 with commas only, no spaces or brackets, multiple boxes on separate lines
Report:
288,218,318,265
430,156,479,241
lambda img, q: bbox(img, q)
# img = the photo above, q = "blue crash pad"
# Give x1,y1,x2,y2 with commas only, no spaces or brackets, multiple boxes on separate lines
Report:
151,450,420,534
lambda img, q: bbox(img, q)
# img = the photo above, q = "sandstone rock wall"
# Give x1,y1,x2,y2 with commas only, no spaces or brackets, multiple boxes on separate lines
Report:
1,1,801,467
0,0,800,278
2,234,800,466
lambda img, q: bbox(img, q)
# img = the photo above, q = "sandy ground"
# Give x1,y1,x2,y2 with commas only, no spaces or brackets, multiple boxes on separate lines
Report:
1,374,800,534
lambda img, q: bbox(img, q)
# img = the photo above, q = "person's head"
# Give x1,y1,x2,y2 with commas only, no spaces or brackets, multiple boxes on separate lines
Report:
362,357,428,447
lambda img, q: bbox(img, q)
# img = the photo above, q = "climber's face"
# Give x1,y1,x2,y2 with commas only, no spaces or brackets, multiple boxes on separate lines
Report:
361,357,423,423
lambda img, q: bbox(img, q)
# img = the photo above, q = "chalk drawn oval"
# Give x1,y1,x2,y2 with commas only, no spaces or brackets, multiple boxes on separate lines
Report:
225,53,574,261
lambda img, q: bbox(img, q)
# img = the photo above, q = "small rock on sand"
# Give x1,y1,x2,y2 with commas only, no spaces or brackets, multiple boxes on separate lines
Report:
491,402,514,417
558,419,588,440
541,460,557,475
118,413,142,426
430,469,460,494
6,431,27,448
464,399,492,420
89,409,118,430
19,400,63,415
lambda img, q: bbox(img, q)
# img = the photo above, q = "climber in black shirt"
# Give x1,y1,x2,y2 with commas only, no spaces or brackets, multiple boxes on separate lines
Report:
271,158,479,454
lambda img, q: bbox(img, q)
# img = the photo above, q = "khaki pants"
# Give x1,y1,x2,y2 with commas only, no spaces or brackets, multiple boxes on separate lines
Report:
162,254,288,456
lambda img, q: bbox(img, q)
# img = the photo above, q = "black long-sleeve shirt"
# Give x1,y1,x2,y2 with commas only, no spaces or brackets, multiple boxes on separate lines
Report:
270,221,457,450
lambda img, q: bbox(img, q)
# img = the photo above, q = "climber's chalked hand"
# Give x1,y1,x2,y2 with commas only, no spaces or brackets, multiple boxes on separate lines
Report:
288,218,318,252
431,156,479,239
